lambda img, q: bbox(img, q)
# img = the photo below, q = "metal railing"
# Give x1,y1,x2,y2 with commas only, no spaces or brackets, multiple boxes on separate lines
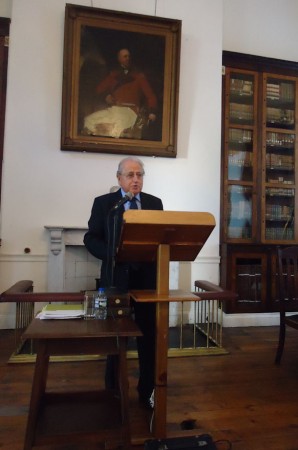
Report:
166,281,236,357
1,280,236,361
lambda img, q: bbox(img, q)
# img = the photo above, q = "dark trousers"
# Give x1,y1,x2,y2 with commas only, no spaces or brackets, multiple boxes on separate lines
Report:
105,263,157,398
133,300,156,398
105,301,156,399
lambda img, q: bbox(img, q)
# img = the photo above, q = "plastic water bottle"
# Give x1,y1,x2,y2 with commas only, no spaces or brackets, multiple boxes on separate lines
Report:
95,288,107,320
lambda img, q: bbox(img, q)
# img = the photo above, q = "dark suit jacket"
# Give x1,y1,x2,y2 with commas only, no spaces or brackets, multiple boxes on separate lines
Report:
84,189,163,290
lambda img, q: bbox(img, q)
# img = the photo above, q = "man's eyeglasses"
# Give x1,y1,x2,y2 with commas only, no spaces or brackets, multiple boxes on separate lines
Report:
120,172,144,180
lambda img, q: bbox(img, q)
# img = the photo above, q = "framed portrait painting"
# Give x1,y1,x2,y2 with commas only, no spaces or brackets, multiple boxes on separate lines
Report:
61,4,181,158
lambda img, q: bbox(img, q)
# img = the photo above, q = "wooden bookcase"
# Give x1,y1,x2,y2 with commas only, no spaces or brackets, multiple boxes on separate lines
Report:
221,52,298,314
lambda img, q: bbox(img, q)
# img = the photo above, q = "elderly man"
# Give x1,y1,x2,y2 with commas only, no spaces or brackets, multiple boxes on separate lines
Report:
84,156,163,408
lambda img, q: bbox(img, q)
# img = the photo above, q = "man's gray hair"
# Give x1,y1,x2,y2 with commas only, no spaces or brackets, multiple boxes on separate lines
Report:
117,156,145,176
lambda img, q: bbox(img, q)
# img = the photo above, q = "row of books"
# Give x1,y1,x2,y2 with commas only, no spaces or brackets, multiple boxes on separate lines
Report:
266,132,295,147
265,153,294,170
229,128,252,144
228,129,295,147
266,107,294,126
228,150,253,167
266,187,295,197
229,103,254,121
265,227,294,240
265,204,293,220
230,80,294,102
230,78,253,96
267,82,295,102
267,176,294,185
227,225,295,241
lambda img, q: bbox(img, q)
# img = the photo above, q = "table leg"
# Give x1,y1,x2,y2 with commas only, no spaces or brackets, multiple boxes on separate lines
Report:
117,337,131,450
24,340,49,450
153,300,169,438
152,244,170,438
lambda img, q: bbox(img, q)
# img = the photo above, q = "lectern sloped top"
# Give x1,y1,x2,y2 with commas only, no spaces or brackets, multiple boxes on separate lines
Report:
117,210,215,262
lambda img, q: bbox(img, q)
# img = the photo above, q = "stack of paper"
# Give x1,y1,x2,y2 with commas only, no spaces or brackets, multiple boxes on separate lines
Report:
38,304,84,320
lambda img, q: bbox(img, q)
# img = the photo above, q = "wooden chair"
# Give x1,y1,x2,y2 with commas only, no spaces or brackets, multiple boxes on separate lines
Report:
275,246,298,364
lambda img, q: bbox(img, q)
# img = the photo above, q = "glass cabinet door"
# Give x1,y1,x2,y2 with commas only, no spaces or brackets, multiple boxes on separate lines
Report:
231,252,267,313
236,258,262,304
223,69,258,241
229,76,254,125
262,75,297,243
264,187,295,240
265,78,295,130
228,128,253,182
227,185,253,239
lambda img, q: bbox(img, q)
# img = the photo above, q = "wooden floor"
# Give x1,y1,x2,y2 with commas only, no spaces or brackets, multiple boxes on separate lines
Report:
0,326,297,450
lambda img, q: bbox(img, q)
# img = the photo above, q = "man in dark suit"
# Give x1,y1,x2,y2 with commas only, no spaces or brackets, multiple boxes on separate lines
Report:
84,156,163,408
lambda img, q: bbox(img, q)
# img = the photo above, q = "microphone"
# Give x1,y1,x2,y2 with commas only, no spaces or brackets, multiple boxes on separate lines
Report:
109,185,119,193
110,191,133,211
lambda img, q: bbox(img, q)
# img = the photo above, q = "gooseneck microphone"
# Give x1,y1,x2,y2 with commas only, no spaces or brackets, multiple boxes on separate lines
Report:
110,191,133,212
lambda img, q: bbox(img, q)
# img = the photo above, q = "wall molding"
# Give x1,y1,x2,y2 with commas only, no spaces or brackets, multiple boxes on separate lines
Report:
0,254,47,262
193,255,221,263
223,312,280,327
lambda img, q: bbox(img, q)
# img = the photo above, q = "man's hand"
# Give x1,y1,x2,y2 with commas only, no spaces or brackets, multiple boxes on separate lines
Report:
148,113,156,122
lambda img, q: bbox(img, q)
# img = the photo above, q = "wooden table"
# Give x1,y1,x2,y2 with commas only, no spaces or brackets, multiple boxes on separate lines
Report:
22,317,141,450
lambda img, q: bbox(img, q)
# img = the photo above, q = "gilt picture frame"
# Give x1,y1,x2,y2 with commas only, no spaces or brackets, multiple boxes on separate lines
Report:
61,4,181,158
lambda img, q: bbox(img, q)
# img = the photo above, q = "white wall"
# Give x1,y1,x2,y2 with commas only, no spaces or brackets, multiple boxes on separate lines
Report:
0,0,223,327
0,0,11,17
223,0,298,61
1,0,298,328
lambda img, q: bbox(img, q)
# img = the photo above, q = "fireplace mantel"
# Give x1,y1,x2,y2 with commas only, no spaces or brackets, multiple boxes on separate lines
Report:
45,226,87,255
44,226,100,292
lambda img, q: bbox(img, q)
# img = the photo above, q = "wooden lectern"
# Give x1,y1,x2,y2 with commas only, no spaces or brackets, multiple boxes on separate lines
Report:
117,210,216,439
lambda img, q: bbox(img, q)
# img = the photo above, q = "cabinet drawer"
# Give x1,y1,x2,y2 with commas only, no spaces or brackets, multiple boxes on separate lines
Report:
107,307,132,318
107,293,131,307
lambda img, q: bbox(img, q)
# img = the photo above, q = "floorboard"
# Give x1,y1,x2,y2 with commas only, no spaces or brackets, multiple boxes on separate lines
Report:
0,326,297,450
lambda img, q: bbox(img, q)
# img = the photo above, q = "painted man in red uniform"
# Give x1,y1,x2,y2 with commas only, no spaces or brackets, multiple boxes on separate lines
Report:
84,48,158,139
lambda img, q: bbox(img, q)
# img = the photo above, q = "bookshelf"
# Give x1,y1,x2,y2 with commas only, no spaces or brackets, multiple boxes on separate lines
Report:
221,52,298,314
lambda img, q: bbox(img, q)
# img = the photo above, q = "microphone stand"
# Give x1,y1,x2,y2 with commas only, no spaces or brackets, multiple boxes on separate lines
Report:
107,194,132,294
110,210,118,289
107,209,125,295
